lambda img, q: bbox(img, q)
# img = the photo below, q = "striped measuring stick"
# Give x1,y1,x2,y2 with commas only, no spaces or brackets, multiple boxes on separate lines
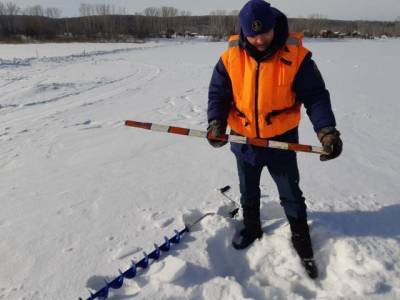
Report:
125,120,329,155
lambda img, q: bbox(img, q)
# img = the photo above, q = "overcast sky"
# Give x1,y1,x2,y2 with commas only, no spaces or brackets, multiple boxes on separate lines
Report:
10,0,400,21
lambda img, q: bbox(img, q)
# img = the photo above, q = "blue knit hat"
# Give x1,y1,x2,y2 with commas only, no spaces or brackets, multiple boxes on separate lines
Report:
239,0,277,37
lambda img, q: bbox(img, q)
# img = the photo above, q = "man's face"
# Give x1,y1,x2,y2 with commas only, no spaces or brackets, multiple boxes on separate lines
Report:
246,29,275,52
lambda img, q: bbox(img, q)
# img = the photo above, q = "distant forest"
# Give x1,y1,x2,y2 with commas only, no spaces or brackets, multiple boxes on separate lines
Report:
1,3,400,42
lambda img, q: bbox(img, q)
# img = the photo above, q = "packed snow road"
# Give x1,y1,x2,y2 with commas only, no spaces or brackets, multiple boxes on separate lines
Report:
0,38,399,299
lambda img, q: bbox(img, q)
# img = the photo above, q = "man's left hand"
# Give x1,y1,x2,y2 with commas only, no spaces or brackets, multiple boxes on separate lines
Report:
317,127,343,161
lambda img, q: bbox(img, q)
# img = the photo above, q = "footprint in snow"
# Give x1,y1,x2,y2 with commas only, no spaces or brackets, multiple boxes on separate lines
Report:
116,246,142,260
150,212,163,221
291,282,317,299
84,275,140,298
72,119,91,127
110,120,123,128
158,218,174,228
166,98,176,106
0,285,25,298
80,123,103,131
145,256,187,283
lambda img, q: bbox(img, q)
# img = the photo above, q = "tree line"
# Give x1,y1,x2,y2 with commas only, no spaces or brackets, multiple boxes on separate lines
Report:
1,2,399,42
0,2,61,18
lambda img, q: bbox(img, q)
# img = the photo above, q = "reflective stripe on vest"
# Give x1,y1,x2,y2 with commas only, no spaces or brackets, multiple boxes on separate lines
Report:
222,33,309,138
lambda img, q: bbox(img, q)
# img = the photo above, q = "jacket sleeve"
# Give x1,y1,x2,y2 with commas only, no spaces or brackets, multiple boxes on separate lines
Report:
207,58,233,123
293,52,337,132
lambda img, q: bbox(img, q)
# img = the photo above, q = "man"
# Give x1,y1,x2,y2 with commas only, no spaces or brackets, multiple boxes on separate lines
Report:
207,0,342,279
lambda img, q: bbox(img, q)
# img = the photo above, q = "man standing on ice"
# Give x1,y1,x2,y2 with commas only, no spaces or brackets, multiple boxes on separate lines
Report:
207,0,342,279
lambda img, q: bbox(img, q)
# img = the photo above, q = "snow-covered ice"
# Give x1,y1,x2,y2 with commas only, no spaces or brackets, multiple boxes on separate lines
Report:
0,38,399,299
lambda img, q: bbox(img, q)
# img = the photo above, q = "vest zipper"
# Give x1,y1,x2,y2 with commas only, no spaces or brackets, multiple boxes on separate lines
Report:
255,62,261,138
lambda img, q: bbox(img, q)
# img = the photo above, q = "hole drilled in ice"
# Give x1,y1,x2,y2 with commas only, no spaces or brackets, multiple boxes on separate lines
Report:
216,202,238,218
182,209,205,232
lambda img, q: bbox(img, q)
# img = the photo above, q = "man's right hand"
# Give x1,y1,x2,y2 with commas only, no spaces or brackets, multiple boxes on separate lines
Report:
207,120,228,148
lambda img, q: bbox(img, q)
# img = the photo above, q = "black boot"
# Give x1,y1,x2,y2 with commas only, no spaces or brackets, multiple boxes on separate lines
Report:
232,206,263,250
288,216,318,279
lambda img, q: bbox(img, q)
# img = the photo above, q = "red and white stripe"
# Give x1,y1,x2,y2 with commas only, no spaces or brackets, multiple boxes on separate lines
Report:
125,120,328,155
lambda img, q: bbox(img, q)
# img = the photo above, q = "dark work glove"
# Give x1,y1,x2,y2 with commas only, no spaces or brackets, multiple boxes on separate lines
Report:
207,120,228,148
317,127,343,161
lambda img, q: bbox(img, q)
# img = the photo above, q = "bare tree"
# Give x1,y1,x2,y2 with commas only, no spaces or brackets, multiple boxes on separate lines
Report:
23,5,44,16
306,13,330,35
80,3,109,16
144,7,161,17
179,10,191,17
109,4,127,15
79,4,88,16
95,4,109,16
45,7,61,18
5,1,20,15
143,7,161,35
209,10,235,39
210,10,227,16
117,6,127,15
161,6,178,18
79,4,96,17
0,2,5,15
78,4,126,16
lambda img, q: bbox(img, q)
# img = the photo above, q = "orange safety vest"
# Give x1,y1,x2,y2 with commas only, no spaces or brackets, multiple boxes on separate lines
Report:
221,33,310,138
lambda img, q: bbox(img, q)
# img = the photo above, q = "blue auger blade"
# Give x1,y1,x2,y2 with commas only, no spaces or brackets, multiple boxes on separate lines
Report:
81,226,191,300
109,275,124,289
149,244,161,260
160,237,171,252
137,253,149,269
93,286,109,299
88,291,96,300
83,293,93,300
179,227,189,235
171,230,181,244
122,263,137,279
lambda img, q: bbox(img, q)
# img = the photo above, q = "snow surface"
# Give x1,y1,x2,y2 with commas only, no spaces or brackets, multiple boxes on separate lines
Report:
0,38,399,300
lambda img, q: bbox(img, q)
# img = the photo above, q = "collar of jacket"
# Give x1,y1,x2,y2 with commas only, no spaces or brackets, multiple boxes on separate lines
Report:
239,8,289,62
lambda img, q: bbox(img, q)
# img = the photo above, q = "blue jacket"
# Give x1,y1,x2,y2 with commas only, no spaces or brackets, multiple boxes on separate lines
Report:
208,9,336,165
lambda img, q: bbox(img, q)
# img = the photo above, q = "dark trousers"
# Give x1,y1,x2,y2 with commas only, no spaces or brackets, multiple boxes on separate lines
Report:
236,153,307,220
